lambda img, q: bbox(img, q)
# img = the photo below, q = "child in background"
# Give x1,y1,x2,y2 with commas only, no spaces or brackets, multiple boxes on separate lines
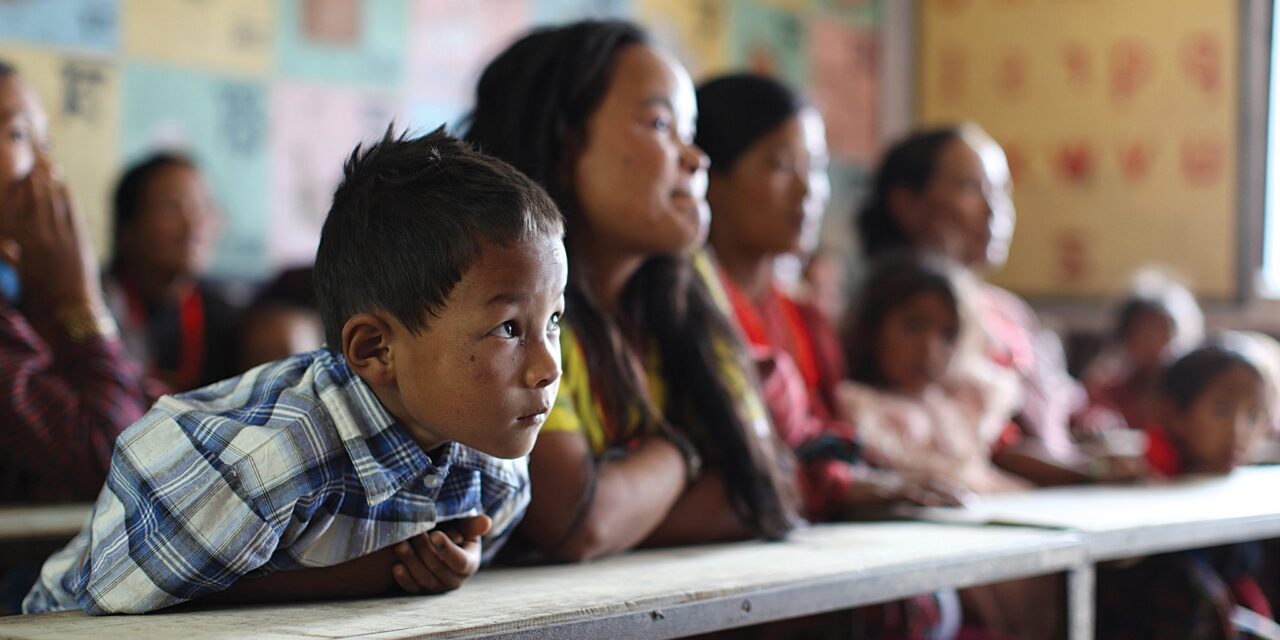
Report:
1078,270,1203,437
24,128,566,614
1144,340,1267,477
239,266,323,370
837,252,1028,494
104,152,239,391
1097,340,1273,638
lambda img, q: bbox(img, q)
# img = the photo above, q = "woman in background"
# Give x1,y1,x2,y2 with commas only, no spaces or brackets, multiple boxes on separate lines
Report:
465,20,800,563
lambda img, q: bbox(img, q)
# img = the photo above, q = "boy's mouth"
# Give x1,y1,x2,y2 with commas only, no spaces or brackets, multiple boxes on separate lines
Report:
516,406,551,426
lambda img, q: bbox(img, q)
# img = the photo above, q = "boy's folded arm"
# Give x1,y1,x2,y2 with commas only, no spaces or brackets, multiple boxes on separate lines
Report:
519,431,687,562
199,547,401,605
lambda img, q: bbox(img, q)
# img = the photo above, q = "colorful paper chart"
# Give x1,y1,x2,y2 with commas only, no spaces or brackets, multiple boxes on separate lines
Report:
638,0,730,79
0,45,121,257
121,0,273,76
268,81,402,269
0,0,118,52
533,0,632,24
406,0,528,107
121,63,270,280
729,1,810,88
919,0,1239,299
275,0,409,89
809,18,877,163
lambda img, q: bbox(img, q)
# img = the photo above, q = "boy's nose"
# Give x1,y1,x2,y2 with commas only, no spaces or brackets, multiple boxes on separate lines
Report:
526,336,561,390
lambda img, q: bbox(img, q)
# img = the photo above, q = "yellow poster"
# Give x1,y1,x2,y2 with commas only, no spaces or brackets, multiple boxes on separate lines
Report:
122,0,273,76
0,46,120,258
638,0,730,79
919,0,1238,299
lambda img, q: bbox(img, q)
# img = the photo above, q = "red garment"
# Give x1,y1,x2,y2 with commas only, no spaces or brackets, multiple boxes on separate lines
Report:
1143,424,1183,478
0,299,151,502
719,270,858,520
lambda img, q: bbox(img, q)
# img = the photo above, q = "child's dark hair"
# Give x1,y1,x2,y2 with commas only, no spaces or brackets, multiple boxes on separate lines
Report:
857,127,963,259
695,73,807,174
1115,297,1174,341
843,252,959,386
465,20,796,541
1159,342,1261,411
111,151,198,267
314,126,563,351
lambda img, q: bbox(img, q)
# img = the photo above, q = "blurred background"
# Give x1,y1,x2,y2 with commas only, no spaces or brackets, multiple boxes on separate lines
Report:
0,0,1273,344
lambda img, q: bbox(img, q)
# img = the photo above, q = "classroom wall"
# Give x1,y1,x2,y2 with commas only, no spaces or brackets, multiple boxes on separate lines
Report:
918,0,1241,301
0,0,884,283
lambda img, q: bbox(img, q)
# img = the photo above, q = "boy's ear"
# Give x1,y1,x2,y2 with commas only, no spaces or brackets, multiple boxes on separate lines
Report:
341,312,396,386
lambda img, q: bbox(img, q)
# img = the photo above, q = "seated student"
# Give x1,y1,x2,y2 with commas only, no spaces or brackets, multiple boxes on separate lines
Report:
1143,340,1269,478
104,152,239,391
239,266,322,371
697,72,962,638
23,128,567,615
465,20,800,563
696,73,958,518
1097,340,1273,637
1078,269,1203,437
838,253,1030,494
857,125,1086,466
0,60,151,503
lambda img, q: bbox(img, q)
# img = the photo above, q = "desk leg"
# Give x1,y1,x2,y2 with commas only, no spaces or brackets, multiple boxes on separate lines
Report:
1067,564,1095,640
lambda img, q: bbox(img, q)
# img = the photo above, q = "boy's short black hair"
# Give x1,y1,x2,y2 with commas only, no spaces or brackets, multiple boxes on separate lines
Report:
1160,341,1261,411
314,126,563,351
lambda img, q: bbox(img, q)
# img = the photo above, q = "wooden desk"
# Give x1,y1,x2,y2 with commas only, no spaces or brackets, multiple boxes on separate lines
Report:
0,504,91,544
907,465,1280,561
0,522,1087,640
0,503,91,571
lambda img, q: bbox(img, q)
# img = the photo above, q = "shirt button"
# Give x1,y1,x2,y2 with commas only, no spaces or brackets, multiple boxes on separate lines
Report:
423,475,442,489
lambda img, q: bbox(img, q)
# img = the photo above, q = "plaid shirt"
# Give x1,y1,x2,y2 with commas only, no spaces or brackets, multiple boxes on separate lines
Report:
23,348,529,615
0,298,150,502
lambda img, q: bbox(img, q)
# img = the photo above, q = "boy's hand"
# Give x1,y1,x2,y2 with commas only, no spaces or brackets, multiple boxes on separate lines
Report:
392,514,491,594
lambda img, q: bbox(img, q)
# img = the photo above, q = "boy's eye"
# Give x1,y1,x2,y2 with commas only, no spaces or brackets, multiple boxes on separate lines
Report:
650,116,671,132
548,312,562,332
494,321,517,339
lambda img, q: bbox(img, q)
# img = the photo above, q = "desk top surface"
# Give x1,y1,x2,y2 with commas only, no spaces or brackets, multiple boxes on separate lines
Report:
0,503,91,542
0,522,1081,640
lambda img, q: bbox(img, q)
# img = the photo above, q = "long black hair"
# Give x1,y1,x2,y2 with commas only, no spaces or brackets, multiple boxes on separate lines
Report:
695,73,807,175
464,20,796,541
857,127,962,259
842,252,959,387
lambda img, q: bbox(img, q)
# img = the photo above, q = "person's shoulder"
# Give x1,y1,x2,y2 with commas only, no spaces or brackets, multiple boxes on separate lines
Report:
139,350,347,462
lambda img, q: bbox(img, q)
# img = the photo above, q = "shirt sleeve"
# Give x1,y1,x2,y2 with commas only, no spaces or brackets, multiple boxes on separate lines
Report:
72,407,282,615
478,457,531,566
0,302,151,501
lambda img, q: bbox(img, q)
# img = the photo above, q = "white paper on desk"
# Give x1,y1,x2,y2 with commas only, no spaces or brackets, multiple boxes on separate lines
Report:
890,466,1280,531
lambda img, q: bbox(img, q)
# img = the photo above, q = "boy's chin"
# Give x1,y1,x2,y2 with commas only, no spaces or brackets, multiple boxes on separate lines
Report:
471,430,541,460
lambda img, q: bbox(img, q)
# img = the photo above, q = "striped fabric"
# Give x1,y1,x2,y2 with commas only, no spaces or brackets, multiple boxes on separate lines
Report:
23,348,529,615
0,298,150,502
